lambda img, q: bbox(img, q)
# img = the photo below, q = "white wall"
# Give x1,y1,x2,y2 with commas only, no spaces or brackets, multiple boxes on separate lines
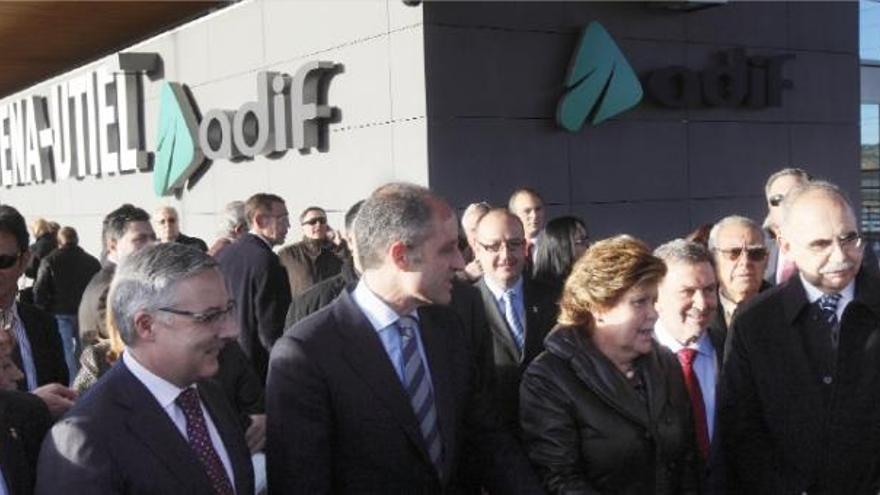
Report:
0,0,428,257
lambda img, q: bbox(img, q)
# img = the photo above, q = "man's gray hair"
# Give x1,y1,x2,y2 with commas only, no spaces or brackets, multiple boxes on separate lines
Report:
220,200,246,236
654,238,714,267
355,183,441,270
780,180,851,230
109,243,219,346
707,215,764,251
764,167,811,198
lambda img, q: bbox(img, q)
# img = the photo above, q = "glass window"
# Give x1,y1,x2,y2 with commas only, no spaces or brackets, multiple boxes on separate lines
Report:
862,104,880,237
863,0,880,61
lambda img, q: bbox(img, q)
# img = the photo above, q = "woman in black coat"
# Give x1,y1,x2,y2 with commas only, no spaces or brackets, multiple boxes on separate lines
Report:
520,235,700,494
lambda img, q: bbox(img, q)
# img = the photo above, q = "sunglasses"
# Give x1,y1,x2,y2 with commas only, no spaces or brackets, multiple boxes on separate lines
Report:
302,217,327,226
768,194,785,207
715,246,769,262
0,252,21,270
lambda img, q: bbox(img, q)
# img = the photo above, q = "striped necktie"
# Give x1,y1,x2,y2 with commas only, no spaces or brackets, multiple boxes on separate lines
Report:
502,290,525,352
397,316,444,475
818,292,842,349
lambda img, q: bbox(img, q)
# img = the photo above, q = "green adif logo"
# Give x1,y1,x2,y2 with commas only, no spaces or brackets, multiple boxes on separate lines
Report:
154,82,203,196
557,22,643,133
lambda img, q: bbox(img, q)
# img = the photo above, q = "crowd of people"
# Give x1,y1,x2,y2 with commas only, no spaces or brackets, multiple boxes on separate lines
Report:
1,167,879,494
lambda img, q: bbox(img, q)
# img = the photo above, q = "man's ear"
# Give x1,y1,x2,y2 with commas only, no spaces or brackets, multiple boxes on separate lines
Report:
389,240,410,270
777,234,791,257
133,311,156,342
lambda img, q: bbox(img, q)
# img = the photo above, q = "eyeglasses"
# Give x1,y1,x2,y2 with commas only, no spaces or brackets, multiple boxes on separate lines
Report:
477,239,526,253
805,232,863,255
302,217,327,226
157,300,236,326
0,252,21,270
714,246,769,262
572,237,590,247
768,194,785,207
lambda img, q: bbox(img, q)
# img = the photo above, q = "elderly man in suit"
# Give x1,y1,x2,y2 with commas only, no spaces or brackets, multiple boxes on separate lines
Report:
471,208,557,431
37,243,254,494
266,183,540,494
217,193,292,383
715,181,880,493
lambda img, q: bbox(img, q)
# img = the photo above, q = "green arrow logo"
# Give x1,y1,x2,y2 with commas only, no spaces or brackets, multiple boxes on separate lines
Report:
557,22,643,132
154,82,204,196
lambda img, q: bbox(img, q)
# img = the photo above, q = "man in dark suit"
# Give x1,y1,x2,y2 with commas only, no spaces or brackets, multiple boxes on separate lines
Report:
37,243,254,494
266,183,540,494
715,181,880,493
762,168,810,286
0,390,52,495
78,204,156,348
0,206,72,416
217,193,291,383
471,208,557,430
154,205,209,252
706,215,771,361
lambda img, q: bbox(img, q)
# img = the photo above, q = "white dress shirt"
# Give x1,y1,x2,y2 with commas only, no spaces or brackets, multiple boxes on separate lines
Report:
122,351,236,491
8,303,37,390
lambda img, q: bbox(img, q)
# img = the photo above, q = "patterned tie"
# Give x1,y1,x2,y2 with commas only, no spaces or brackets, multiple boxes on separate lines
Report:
175,388,235,495
818,293,842,349
502,290,525,352
397,316,444,476
677,348,710,460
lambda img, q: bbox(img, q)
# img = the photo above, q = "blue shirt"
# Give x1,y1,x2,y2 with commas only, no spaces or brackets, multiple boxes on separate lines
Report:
351,280,434,387
654,322,717,440
484,276,526,333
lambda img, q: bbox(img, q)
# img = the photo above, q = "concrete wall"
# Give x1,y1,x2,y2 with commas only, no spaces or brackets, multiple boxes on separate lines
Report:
0,0,428,256
424,1,861,246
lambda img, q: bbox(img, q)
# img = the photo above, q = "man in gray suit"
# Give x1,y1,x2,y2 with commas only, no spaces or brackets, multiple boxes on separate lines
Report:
37,243,254,494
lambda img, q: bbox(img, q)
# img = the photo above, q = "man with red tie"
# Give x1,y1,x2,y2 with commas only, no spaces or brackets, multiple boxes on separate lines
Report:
653,239,721,463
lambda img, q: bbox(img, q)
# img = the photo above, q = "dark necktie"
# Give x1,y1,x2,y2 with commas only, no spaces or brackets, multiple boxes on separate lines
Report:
677,348,710,460
397,316,444,475
818,292,842,349
175,388,235,495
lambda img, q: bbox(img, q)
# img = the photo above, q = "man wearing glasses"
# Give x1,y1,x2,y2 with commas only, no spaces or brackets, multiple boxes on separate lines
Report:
37,243,254,494
715,182,880,493
277,206,345,298
706,215,770,360
472,208,557,431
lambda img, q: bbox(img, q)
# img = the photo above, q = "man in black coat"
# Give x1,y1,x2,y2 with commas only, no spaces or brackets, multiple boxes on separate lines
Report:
36,243,254,494
715,182,880,493
217,193,291,383
154,205,209,252
266,183,540,494
33,226,101,376
472,209,557,431
0,390,52,495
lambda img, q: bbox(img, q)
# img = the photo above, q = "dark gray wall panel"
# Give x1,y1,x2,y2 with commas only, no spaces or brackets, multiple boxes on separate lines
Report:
788,51,860,124
569,121,687,203
789,123,861,208
574,201,691,248
788,2,859,54
688,197,767,235
427,119,568,208
688,122,790,198
684,1,788,49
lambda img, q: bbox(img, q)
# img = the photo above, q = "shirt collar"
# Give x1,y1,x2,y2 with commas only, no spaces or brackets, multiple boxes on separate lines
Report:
122,350,188,410
351,279,418,333
799,274,855,305
654,320,713,356
484,275,524,302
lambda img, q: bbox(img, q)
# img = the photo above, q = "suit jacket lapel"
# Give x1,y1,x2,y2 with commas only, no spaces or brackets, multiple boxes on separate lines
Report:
198,382,253,495
417,307,456,480
477,279,520,362
113,362,216,492
523,280,550,363
333,292,434,468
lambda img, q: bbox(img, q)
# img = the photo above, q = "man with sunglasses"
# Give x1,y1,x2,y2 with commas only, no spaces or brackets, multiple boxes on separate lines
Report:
277,206,346,298
715,182,880,493
472,208,557,431
37,243,254,494
762,168,811,285
154,205,208,252
707,216,771,360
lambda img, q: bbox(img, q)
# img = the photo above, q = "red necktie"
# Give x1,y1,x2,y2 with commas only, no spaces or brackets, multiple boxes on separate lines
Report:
176,388,235,495
677,348,710,460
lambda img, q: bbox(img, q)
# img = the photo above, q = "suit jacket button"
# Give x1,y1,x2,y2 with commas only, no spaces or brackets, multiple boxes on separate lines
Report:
823,376,833,385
